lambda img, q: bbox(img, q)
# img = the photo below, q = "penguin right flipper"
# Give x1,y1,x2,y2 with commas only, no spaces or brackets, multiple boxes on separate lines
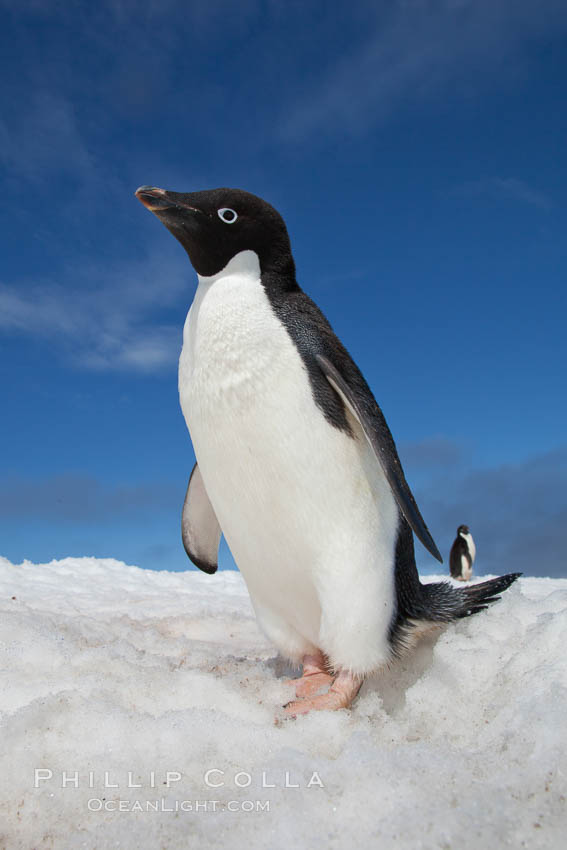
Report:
181,462,221,574
316,354,442,563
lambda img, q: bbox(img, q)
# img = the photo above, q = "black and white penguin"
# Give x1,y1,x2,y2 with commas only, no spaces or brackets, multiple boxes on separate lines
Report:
450,524,476,581
135,185,520,714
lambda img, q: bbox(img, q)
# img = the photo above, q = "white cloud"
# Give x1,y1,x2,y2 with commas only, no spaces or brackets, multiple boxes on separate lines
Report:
456,177,552,210
0,91,94,184
0,247,191,372
279,0,567,141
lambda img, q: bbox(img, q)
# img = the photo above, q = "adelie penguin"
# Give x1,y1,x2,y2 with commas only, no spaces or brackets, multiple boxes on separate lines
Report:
450,524,476,582
135,185,520,715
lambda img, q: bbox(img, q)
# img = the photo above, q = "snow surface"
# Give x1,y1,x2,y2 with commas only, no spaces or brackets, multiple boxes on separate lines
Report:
1,555,566,849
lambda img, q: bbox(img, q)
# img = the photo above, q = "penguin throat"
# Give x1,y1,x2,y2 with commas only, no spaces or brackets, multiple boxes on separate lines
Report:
196,250,261,285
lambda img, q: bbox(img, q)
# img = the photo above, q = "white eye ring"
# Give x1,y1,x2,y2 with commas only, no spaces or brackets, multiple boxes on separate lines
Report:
218,208,238,224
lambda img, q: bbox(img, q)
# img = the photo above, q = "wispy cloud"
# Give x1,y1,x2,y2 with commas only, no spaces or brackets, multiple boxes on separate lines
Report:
455,177,552,210
0,77,204,374
279,0,567,142
0,91,94,185
0,473,177,522
400,436,464,470
0,246,191,372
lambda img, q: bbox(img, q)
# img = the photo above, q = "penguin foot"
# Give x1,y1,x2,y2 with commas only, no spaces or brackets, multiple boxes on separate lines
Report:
284,670,362,716
292,671,334,698
285,651,333,697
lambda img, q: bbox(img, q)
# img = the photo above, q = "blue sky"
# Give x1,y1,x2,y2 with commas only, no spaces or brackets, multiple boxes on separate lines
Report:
1,0,566,577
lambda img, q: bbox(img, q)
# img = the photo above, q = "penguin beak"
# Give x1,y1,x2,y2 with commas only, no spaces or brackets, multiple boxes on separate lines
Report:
135,186,175,212
135,186,208,264
135,186,203,218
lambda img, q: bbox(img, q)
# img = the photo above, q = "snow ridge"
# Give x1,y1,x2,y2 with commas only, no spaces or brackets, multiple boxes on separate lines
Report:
1,555,566,849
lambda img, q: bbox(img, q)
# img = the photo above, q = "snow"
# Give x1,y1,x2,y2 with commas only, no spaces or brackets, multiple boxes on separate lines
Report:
1,555,566,849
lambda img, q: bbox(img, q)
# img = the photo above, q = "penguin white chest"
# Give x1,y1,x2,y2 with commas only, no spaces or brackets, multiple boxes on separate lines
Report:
178,251,398,672
461,532,476,564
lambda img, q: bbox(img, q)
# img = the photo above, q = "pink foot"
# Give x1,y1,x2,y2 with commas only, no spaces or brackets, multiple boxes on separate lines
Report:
286,650,333,697
293,672,333,698
284,670,363,716
285,651,333,698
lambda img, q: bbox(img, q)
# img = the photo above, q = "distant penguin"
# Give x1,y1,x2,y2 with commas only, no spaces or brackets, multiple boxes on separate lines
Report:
135,185,520,715
450,525,476,581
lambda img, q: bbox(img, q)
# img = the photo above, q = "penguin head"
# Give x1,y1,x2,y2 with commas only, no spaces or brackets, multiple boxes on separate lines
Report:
457,524,470,535
135,186,295,279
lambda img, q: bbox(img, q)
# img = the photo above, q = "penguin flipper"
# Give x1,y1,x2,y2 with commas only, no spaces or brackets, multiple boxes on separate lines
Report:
181,462,221,574
316,353,443,563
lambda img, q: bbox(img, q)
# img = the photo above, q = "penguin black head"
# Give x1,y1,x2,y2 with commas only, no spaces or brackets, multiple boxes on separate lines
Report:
135,186,295,279
457,524,470,535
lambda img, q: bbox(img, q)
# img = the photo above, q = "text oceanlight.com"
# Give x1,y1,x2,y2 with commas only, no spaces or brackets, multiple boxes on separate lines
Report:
87,798,270,813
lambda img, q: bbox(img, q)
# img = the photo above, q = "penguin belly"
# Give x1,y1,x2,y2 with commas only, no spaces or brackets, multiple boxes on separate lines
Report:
178,252,399,674
462,532,476,564
460,554,472,581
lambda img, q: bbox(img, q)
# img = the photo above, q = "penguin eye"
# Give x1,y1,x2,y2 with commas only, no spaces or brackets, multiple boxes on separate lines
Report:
218,208,238,224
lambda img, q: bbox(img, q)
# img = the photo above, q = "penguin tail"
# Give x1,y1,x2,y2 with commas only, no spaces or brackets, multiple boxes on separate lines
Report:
390,573,522,658
419,572,522,622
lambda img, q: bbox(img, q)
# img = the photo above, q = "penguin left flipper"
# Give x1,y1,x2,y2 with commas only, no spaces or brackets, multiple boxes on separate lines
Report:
315,354,443,563
181,462,221,574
